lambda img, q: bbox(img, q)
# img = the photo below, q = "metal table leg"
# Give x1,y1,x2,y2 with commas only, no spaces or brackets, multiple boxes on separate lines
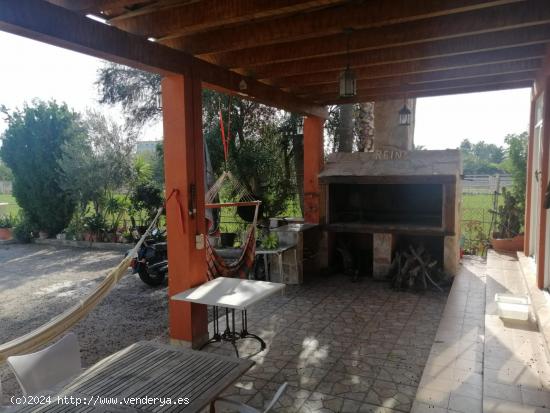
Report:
239,309,266,351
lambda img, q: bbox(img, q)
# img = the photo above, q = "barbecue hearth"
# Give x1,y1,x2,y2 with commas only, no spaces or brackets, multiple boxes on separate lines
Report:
319,150,462,278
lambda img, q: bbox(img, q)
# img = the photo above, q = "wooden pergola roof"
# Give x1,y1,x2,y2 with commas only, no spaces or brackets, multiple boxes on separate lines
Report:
2,0,550,116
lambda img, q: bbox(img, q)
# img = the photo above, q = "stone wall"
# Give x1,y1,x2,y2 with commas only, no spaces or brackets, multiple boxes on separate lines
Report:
373,98,416,151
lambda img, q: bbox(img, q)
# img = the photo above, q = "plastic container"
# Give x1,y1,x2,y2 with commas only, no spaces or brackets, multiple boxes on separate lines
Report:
495,293,530,321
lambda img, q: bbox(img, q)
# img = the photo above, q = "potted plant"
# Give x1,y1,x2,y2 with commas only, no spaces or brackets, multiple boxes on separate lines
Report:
490,187,524,252
0,214,15,240
83,213,107,243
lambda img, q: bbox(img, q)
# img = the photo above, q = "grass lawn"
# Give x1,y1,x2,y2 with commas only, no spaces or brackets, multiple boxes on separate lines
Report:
0,194,20,216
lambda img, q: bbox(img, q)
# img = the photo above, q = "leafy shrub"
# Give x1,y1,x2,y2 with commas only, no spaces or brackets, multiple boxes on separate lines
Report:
260,232,279,250
130,182,163,220
0,101,84,234
0,214,16,229
13,214,35,243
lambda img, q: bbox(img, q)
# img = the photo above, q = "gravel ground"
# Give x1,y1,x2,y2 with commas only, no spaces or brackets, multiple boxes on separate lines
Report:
0,244,170,404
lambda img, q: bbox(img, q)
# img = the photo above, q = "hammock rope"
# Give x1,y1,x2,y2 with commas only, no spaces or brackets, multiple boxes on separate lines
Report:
205,171,260,280
0,207,165,363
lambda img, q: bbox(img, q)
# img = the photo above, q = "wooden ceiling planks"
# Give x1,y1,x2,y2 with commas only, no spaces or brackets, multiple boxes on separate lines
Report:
206,0,550,69
33,0,550,104
291,59,543,96
109,0,345,39
247,26,550,80
161,0,522,55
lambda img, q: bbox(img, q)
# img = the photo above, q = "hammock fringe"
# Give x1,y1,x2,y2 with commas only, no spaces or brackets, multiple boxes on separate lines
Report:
0,207,164,363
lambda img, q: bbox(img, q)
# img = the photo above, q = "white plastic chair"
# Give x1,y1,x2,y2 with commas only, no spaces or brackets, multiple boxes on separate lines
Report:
214,382,287,413
6,333,81,396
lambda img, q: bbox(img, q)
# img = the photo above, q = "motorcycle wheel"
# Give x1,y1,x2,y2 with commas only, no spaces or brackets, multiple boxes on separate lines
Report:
138,266,166,287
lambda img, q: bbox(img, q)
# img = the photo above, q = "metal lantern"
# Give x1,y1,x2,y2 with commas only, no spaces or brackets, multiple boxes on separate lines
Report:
155,90,162,111
339,67,357,98
398,103,412,126
296,116,304,135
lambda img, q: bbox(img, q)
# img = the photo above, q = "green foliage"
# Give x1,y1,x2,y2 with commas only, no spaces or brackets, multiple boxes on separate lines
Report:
59,110,136,232
260,232,279,250
500,132,528,211
130,182,163,220
0,160,13,181
0,214,16,228
96,63,161,130
96,65,300,220
494,187,522,238
13,213,35,243
0,100,84,235
83,212,107,239
459,139,505,175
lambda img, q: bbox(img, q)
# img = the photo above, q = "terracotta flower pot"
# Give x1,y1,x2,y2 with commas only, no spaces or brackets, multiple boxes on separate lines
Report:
490,234,525,252
0,228,13,240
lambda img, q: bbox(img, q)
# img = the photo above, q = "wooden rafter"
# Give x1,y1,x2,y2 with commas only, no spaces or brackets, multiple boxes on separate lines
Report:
46,0,147,14
321,80,533,104
249,26,550,80
162,0,522,55
273,45,546,88
205,0,550,68
315,72,535,104
291,60,542,96
0,0,327,118
110,0,345,39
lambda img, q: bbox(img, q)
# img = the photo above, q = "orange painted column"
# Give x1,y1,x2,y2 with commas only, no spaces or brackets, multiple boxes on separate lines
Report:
303,116,325,224
536,79,550,289
161,73,208,346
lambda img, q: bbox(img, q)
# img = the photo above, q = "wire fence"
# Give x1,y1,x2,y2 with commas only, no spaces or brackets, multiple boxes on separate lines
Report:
461,175,505,256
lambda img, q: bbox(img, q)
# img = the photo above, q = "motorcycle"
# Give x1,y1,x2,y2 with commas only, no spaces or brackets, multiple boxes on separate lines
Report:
128,228,168,287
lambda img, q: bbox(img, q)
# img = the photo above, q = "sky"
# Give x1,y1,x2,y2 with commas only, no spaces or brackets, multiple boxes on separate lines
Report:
0,30,533,148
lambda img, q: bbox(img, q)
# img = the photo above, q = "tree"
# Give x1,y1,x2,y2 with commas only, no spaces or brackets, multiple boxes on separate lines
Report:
96,64,298,220
0,160,13,181
501,132,528,210
336,104,354,152
59,110,136,232
0,100,84,235
459,139,505,175
96,63,161,131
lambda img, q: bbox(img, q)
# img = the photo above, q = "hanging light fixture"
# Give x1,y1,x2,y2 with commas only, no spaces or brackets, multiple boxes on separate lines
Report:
296,116,304,135
398,97,412,126
339,29,356,98
155,90,162,111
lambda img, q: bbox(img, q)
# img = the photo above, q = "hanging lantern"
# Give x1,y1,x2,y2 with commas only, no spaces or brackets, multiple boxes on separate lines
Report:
155,90,162,111
296,116,304,135
339,28,356,98
339,67,357,98
398,101,412,126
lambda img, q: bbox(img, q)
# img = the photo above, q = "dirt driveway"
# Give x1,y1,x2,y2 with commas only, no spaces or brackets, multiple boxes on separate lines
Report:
0,244,169,403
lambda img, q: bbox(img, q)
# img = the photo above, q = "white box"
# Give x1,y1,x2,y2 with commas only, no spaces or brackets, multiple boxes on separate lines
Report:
495,293,530,321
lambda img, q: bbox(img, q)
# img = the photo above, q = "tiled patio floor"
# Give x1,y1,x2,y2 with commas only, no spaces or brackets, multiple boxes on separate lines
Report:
202,273,449,412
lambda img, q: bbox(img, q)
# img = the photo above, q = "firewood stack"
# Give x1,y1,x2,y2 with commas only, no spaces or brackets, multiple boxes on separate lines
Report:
389,244,445,291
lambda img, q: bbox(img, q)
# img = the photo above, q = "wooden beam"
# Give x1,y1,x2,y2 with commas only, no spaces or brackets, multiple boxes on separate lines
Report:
249,26,550,79
163,0,521,55
293,60,542,96
275,46,546,88
111,0,345,39
318,77,534,104
0,0,327,118
46,0,141,13
207,1,550,68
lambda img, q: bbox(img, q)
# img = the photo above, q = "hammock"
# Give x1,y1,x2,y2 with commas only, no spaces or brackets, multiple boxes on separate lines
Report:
205,171,260,280
0,208,164,363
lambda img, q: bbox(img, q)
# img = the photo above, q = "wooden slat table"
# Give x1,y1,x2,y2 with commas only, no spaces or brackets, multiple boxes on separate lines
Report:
11,342,253,412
